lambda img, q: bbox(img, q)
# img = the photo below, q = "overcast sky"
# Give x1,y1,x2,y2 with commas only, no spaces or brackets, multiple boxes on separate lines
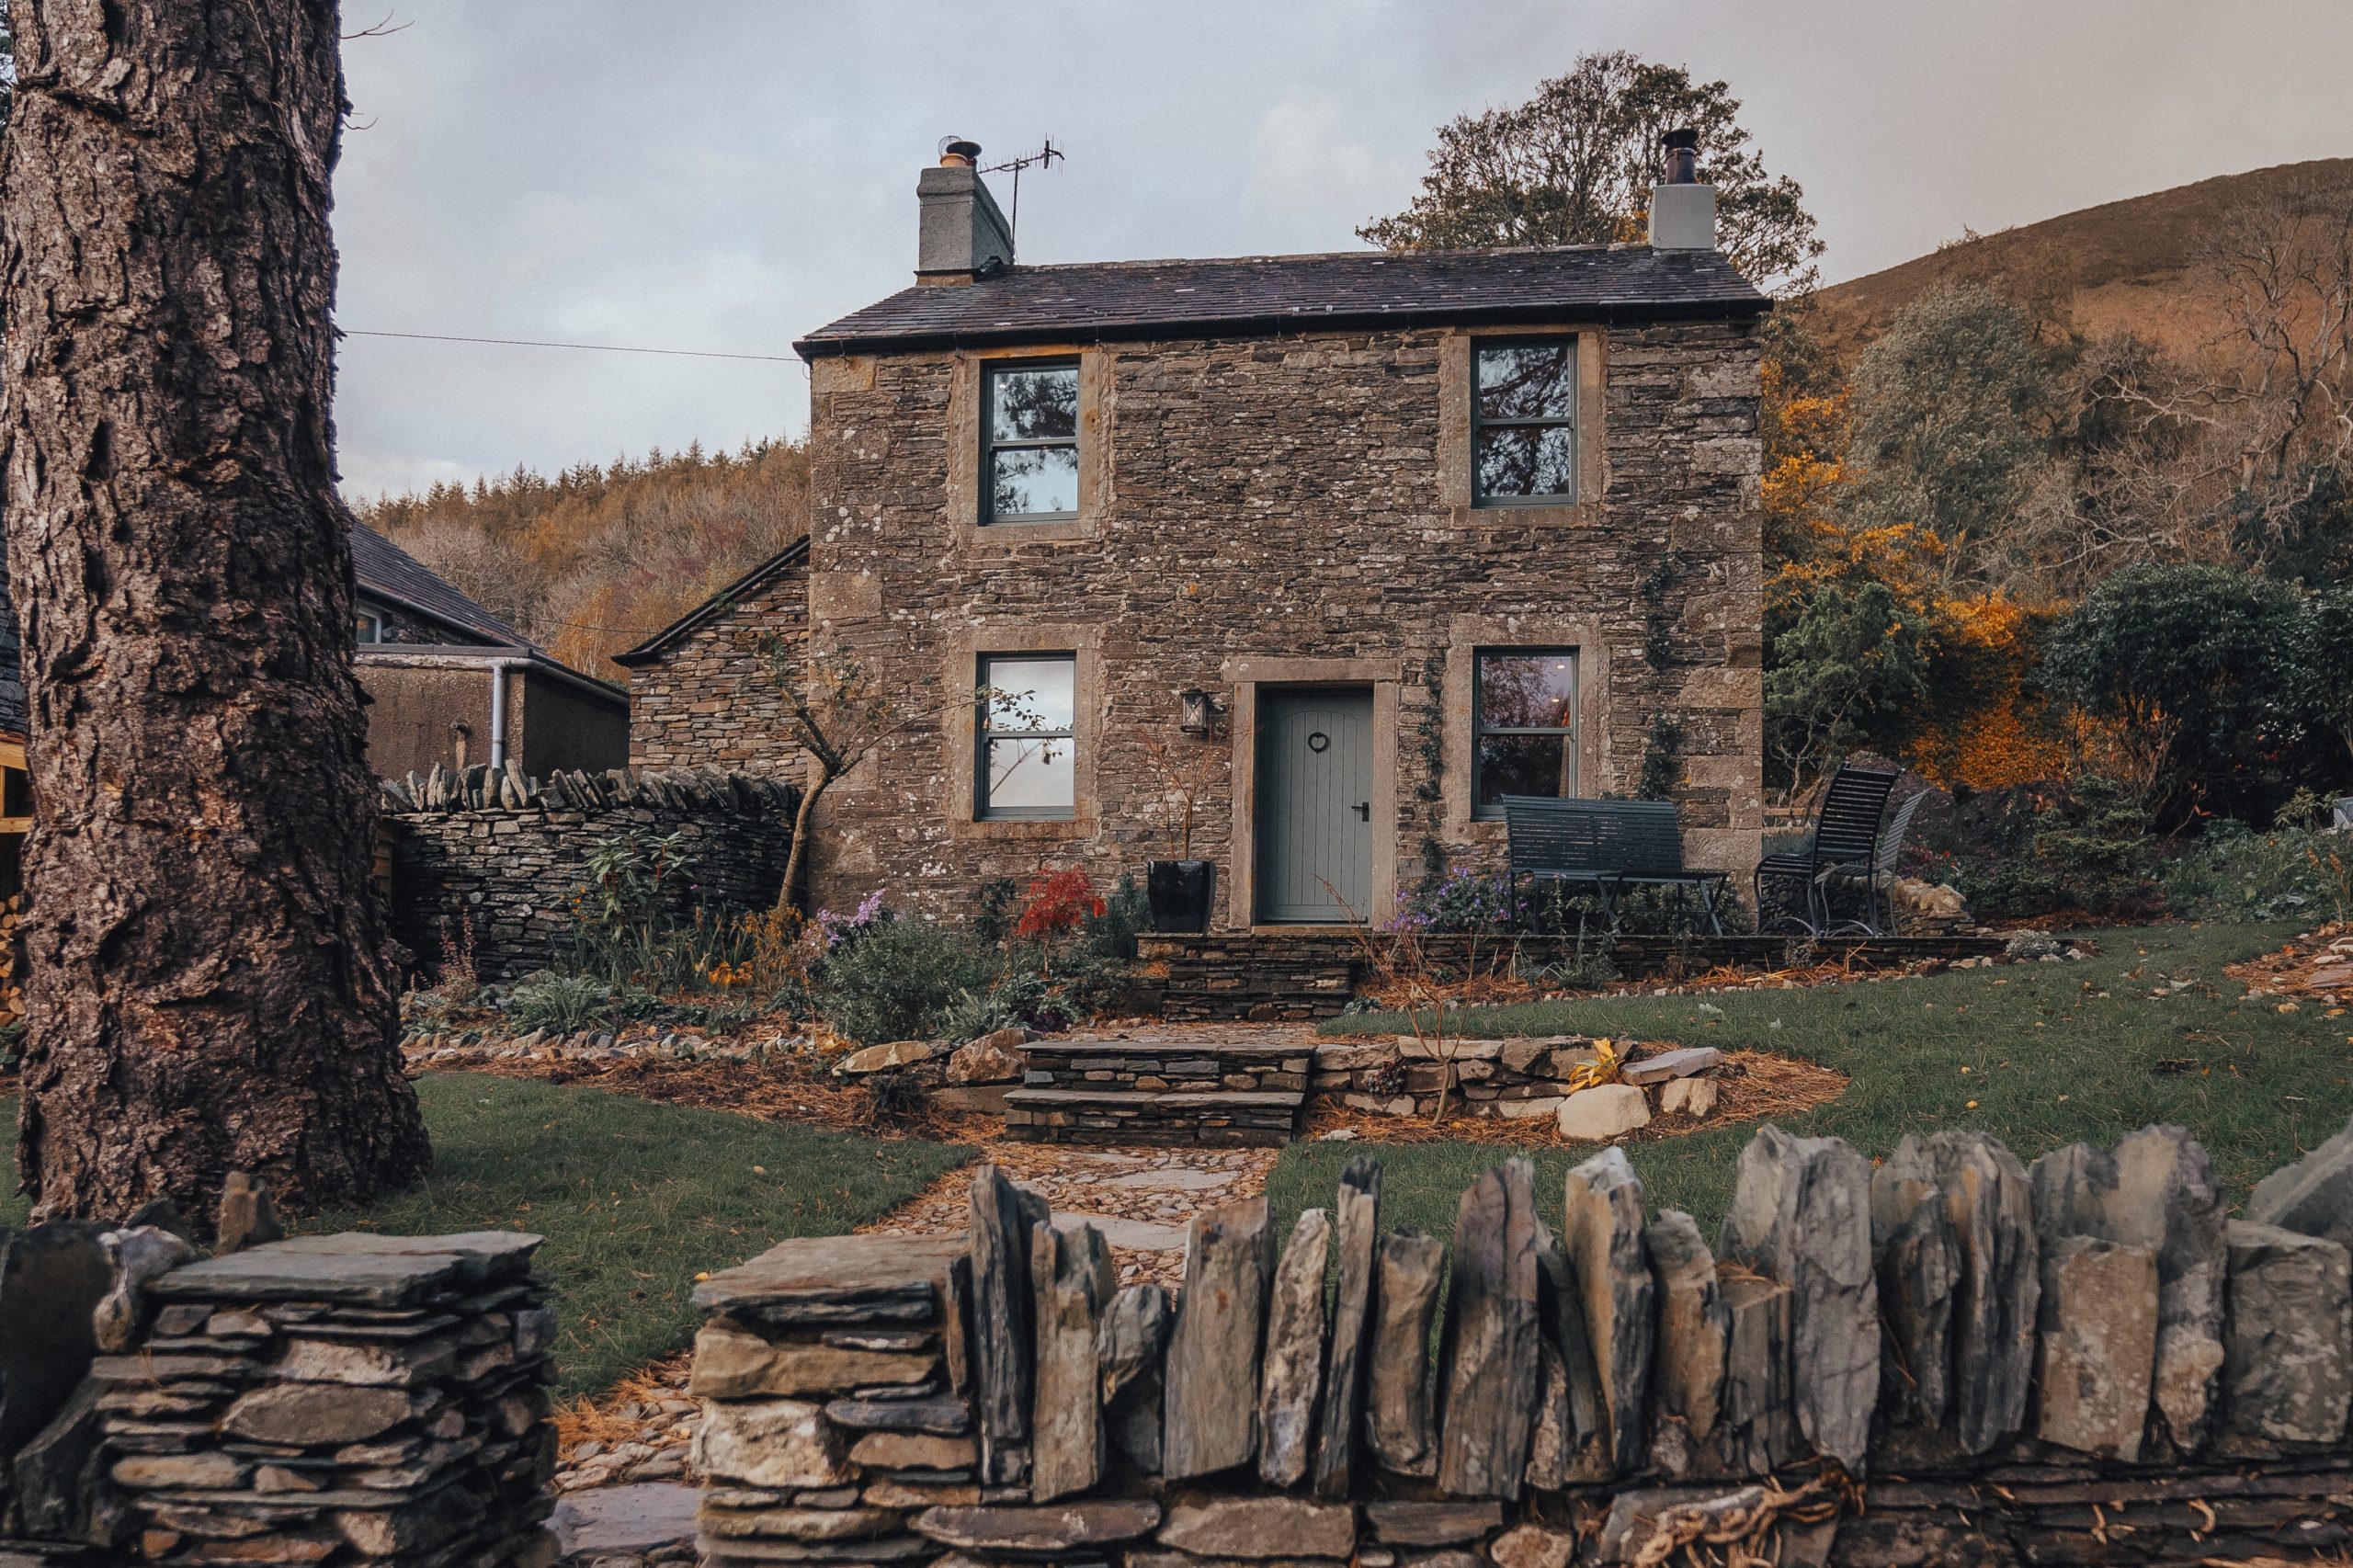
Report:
332,0,2353,499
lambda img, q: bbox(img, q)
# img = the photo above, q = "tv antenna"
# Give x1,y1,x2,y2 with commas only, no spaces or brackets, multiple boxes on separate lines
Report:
983,139,1064,245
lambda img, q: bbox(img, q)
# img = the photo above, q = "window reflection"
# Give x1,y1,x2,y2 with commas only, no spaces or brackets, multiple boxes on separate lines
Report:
1472,341,1577,502
1474,651,1577,813
984,363,1080,521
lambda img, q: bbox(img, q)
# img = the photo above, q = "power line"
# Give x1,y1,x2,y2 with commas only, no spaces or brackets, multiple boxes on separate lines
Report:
344,328,804,366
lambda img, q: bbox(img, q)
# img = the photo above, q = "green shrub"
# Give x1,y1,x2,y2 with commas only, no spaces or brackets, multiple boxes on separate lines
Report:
938,986,1020,1045
814,917,995,1044
2163,822,2352,923
505,972,615,1035
2029,775,2165,918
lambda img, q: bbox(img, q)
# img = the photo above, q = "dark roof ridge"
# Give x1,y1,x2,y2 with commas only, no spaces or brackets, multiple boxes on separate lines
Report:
993,242,1631,272
612,536,812,668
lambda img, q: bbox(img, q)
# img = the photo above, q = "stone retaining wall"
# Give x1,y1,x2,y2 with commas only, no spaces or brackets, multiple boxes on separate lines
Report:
685,1119,2353,1566
1140,931,2006,1021
381,765,798,981
0,1221,560,1566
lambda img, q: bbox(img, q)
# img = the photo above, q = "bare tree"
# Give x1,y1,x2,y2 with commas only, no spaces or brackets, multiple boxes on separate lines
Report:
757,642,1034,914
2,0,429,1221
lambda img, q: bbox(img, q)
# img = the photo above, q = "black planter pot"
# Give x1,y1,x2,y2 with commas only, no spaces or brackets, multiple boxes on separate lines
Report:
1146,860,1216,934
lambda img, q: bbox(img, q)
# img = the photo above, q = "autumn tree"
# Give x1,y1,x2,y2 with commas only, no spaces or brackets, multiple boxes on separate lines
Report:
2,1,429,1221
1362,51,1824,295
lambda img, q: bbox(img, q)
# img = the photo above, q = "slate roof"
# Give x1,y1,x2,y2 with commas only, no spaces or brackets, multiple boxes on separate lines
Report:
795,245,1769,356
350,521,527,647
612,537,809,667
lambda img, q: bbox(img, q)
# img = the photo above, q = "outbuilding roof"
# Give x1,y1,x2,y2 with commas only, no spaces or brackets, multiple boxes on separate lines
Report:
794,244,1768,357
350,521,528,647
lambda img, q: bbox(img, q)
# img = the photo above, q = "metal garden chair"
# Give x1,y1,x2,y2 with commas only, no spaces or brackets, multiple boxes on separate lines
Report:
1753,763,1903,937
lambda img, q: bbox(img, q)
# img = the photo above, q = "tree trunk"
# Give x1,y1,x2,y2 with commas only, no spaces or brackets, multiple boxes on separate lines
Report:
1,0,430,1221
778,769,832,915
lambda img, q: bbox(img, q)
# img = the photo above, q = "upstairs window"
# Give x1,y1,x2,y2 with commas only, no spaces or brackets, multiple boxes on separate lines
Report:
1473,650,1578,816
355,608,385,644
983,361,1080,523
978,653,1076,818
1472,341,1577,505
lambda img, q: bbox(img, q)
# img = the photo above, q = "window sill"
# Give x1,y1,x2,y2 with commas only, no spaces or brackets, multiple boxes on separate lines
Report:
953,815,1094,842
961,516,1097,547
1445,503,1593,528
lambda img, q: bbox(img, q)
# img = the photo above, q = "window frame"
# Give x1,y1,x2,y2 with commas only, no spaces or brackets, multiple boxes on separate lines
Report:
1470,339,1580,507
975,651,1078,821
1471,647,1580,819
355,608,384,645
980,358,1083,525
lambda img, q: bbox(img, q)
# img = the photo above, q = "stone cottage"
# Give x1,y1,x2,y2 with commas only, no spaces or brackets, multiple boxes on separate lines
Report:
620,137,1768,929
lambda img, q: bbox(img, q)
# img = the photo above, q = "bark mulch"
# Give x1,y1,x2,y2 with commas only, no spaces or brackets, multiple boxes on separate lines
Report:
436,1051,1001,1145
1298,1048,1847,1148
2225,922,2353,1012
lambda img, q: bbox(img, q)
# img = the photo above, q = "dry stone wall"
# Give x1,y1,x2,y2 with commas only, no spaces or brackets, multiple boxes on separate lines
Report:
688,1121,2353,1566
381,764,797,981
0,1222,560,1567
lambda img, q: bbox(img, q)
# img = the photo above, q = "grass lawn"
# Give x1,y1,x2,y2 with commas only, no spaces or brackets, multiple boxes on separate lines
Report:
1272,920,2352,1251
3,1073,972,1399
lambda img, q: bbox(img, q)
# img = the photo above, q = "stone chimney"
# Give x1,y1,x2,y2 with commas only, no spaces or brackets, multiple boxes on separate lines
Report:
1647,128,1718,251
917,137,1014,286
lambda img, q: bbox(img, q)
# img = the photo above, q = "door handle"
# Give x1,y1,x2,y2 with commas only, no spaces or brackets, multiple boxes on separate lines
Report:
1353,802,1370,821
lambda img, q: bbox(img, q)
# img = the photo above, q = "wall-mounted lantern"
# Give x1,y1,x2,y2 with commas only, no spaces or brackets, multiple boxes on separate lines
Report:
1178,687,1220,738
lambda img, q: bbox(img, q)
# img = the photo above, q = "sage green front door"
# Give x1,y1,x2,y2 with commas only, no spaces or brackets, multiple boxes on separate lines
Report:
1256,687,1375,923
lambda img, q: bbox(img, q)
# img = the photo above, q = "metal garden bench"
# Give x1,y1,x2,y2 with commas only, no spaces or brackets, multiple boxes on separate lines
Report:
1753,762,1903,937
1501,795,1731,935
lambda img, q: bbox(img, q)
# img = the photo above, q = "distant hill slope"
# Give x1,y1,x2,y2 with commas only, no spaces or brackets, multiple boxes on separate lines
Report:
1810,157,2353,357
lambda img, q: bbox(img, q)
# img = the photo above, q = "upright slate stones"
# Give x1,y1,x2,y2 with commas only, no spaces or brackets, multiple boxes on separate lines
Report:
969,1165,1048,1483
1645,1211,1728,1455
1163,1195,1273,1481
2247,1112,2353,1250
1882,1131,2037,1456
1259,1208,1331,1487
1029,1219,1115,1502
1312,1157,1381,1498
1870,1168,1959,1430
1719,1126,1877,1471
1562,1150,1654,1474
2035,1235,2158,1460
1368,1227,1445,1477
1436,1160,1543,1498
1717,1272,1797,1476
2223,1220,2353,1445
1099,1283,1170,1474
2032,1127,2227,1451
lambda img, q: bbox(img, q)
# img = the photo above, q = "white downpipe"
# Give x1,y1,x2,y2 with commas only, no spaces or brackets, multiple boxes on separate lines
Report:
486,657,514,770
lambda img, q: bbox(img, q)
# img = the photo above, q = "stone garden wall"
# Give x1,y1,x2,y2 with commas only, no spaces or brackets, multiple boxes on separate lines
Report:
684,1121,2353,1567
0,1216,559,1566
381,763,798,981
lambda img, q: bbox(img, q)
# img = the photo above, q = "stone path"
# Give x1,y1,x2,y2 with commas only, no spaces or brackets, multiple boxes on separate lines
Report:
551,1134,1276,1515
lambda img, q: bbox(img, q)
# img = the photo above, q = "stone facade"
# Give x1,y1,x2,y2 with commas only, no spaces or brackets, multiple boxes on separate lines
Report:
620,544,810,780
384,766,796,980
628,305,1765,931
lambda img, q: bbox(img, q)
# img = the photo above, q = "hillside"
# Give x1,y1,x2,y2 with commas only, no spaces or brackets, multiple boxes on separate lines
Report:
355,440,808,680
1810,156,2353,356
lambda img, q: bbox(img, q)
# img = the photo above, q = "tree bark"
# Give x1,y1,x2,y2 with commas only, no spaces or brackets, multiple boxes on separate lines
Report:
1,0,430,1221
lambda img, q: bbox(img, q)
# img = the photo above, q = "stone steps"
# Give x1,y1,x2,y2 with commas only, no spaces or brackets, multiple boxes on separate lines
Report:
1002,1086,1306,1147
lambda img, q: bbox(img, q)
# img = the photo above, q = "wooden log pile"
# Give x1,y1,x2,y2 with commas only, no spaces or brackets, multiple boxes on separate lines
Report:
89,1231,559,1566
689,1119,2353,1565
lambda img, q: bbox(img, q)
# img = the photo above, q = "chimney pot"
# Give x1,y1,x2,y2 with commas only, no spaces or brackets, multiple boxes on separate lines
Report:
1660,128,1699,186
1648,128,1716,252
939,136,982,168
